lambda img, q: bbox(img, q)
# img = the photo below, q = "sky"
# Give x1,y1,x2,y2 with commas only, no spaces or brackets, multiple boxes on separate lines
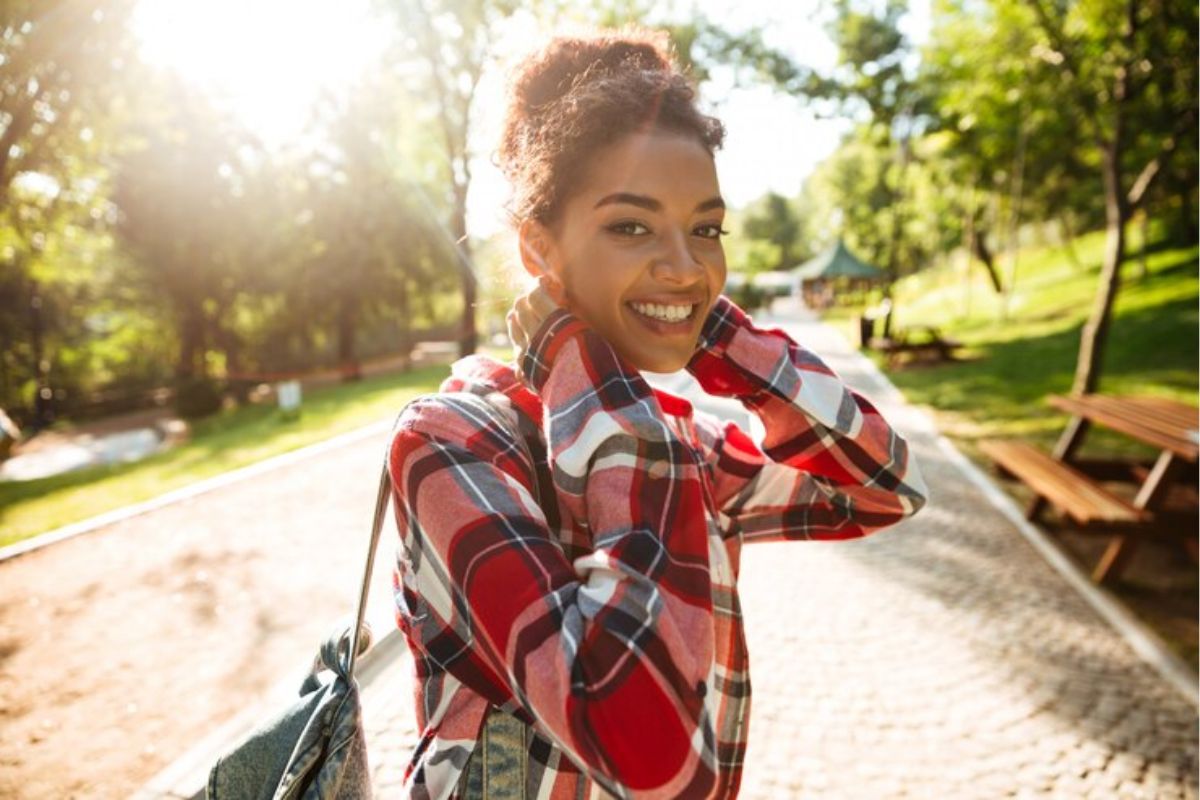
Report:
132,0,931,239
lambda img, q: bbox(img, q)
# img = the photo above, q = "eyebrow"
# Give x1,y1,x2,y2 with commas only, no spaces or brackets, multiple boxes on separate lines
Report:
593,192,725,214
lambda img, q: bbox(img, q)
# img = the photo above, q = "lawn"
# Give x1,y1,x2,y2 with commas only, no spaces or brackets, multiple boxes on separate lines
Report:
0,364,452,547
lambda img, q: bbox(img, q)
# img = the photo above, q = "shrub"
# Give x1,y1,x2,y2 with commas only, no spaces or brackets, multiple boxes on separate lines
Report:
174,376,224,419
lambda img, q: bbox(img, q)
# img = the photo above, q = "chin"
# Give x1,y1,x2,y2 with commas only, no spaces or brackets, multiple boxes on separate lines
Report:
630,350,691,374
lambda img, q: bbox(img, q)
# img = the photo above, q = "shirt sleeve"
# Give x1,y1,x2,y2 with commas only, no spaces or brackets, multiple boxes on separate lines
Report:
390,308,719,798
684,295,928,543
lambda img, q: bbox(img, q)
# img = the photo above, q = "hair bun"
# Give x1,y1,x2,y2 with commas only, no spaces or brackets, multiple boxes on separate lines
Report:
510,28,675,114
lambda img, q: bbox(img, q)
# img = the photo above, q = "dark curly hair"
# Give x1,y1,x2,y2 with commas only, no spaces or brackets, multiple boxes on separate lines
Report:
496,26,726,229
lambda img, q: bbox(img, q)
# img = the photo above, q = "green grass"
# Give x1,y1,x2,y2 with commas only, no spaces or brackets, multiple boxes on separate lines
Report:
833,229,1198,463
0,364,451,547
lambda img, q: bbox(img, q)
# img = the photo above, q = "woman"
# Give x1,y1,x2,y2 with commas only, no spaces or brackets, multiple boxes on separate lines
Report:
388,27,928,799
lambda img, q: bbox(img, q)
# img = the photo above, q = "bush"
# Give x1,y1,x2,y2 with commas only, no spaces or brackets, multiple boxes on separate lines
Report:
174,376,225,419
728,282,768,314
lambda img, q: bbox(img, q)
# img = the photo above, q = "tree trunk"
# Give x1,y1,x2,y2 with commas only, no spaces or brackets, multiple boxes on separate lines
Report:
177,305,206,381
1137,212,1148,280
970,227,1004,293
337,294,361,382
397,277,412,369
1072,145,1128,396
452,185,477,358
212,318,248,402
1179,188,1198,244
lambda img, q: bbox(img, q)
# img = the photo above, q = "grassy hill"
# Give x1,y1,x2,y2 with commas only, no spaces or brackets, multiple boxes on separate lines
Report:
829,228,1198,458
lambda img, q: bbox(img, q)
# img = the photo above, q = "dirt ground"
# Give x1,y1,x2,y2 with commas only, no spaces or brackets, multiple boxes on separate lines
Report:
0,429,397,799
1054,527,1199,670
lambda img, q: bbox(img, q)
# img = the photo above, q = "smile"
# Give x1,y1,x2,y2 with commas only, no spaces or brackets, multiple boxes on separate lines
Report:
627,301,698,324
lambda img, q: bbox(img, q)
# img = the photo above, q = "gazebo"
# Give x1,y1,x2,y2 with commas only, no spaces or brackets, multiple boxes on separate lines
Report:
794,239,887,309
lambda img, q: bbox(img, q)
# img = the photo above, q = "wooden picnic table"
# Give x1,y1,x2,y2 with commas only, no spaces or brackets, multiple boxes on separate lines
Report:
1044,393,1199,581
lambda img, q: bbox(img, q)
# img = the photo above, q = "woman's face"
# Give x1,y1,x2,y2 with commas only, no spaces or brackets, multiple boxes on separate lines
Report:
520,129,727,373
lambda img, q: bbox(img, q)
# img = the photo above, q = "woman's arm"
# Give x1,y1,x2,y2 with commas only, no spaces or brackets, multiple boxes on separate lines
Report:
684,295,928,542
391,309,718,798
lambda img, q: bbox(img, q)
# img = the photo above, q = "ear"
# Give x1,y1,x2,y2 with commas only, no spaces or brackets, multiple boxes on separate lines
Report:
517,218,561,283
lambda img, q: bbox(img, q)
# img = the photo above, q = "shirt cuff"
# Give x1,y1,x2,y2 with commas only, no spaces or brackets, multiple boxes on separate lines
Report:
693,294,746,357
685,295,762,398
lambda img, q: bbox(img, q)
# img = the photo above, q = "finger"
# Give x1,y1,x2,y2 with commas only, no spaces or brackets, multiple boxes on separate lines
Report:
513,293,541,332
529,283,560,318
538,273,567,307
506,310,527,351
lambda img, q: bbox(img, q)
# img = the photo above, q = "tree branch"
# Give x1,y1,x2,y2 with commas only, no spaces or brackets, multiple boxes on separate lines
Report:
1127,110,1195,210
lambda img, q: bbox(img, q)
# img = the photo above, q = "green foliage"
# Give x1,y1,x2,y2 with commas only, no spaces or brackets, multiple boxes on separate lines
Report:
725,280,769,314
739,192,807,270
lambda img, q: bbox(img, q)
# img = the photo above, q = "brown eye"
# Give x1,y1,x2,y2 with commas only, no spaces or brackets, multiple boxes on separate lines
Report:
694,224,729,240
607,221,650,236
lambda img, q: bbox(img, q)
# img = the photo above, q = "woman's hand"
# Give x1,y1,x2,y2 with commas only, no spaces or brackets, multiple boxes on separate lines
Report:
506,275,565,369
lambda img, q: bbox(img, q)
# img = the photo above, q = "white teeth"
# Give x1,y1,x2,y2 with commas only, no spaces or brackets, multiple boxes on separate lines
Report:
630,301,695,323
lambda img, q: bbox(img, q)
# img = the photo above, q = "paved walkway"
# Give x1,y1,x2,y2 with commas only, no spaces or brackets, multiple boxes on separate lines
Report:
148,299,1197,798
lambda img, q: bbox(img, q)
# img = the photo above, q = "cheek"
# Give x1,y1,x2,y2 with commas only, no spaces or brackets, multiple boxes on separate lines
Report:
565,252,638,313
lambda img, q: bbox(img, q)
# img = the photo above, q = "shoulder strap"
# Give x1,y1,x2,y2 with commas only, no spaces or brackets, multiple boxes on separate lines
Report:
346,397,540,681
346,458,391,681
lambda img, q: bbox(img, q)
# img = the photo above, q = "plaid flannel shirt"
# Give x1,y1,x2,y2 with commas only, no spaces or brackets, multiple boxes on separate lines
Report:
388,295,928,799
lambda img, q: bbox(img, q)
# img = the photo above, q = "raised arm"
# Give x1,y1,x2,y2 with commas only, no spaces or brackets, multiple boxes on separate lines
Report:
390,308,720,798
685,295,928,543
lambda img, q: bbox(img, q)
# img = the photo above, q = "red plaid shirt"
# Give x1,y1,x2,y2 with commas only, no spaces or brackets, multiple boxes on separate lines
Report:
388,296,927,799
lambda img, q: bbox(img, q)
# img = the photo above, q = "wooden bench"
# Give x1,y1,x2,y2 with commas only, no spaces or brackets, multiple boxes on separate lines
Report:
978,439,1160,582
979,440,1149,527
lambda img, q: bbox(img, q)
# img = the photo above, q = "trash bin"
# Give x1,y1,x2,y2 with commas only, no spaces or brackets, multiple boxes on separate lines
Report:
859,314,875,349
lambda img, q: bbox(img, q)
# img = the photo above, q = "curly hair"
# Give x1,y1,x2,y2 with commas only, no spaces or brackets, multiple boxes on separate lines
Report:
495,26,726,229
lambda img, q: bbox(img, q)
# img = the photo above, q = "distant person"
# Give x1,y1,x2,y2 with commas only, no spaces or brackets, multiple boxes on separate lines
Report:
386,26,928,799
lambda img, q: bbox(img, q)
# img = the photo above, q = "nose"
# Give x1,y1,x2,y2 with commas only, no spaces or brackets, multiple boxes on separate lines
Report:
650,228,704,284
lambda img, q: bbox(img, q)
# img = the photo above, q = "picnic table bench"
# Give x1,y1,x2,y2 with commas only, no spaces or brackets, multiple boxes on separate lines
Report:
980,393,1199,583
868,325,964,369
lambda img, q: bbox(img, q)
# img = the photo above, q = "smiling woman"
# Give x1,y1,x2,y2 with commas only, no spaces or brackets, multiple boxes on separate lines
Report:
385,24,927,800
130,0,389,147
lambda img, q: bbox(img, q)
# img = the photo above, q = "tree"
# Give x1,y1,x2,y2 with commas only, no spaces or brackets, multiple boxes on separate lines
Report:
777,0,930,312
295,76,456,379
112,79,260,384
1023,0,1197,394
376,0,523,359
740,192,805,269
0,0,137,421
0,0,136,209
919,0,1105,297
